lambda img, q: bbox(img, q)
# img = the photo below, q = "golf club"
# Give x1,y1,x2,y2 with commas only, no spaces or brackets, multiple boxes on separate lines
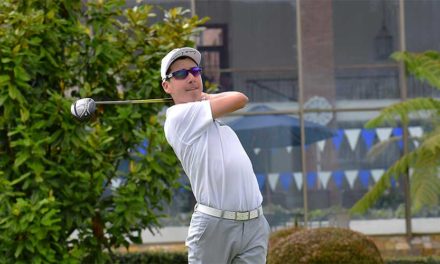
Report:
71,97,173,120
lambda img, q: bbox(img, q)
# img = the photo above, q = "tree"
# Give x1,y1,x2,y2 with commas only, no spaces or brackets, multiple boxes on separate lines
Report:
351,51,440,214
0,0,207,263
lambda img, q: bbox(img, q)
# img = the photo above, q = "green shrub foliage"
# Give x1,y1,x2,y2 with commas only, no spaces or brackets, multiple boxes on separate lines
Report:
385,257,440,264
108,251,440,264
112,251,188,264
111,251,440,264
0,0,206,263
268,227,384,264
351,51,440,214
268,225,303,250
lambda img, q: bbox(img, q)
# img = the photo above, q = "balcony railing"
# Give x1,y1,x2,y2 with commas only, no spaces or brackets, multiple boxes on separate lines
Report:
217,65,440,102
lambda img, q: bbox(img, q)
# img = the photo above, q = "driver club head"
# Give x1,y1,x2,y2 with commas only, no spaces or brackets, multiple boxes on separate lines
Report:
71,98,96,121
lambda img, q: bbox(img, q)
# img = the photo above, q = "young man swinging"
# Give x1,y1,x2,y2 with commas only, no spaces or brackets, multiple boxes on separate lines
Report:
161,47,270,264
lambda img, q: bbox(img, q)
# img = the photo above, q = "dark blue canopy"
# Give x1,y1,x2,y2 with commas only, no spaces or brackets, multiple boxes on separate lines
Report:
228,105,336,149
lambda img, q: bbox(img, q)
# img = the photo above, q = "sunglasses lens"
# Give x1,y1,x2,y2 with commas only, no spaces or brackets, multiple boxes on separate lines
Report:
190,67,202,77
173,70,189,80
170,67,202,80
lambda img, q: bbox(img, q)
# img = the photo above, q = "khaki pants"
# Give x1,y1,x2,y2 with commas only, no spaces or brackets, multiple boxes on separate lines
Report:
186,210,270,264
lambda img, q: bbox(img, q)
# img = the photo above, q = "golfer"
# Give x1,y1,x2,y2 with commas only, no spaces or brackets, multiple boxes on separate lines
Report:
161,47,270,264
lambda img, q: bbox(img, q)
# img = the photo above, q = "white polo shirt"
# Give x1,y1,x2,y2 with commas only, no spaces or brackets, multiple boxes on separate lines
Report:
164,100,262,211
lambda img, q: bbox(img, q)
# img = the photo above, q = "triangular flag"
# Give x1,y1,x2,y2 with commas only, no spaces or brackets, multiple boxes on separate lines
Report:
392,127,403,150
307,172,317,190
345,170,358,189
317,140,326,152
371,169,384,183
332,129,345,150
253,148,261,155
359,170,370,188
345,129,361,151
413,140,420,148
409,126,423,138
268,173,279,191
286,146,293,153
293,172,303,190
409,168,414,179
409,126,423,148
376,128,392,142
361,129,376,150
318,171,332,189
332,171,345,189
391,177,397,188
279,172,293,191
256,173,265,191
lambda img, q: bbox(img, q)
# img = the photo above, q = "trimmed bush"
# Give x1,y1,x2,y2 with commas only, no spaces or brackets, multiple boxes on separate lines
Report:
269,226,303,250
104,248,440,264
385,257,440,264
112,251,187,264
268,227,384,264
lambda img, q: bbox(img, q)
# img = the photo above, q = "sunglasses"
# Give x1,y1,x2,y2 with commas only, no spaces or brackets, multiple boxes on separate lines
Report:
165,67,202,80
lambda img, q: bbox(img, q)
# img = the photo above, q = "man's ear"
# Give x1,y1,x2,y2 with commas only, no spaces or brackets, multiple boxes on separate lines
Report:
162,80,171,94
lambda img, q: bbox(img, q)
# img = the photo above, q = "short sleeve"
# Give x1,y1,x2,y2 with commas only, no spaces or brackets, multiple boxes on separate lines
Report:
164,101,213,145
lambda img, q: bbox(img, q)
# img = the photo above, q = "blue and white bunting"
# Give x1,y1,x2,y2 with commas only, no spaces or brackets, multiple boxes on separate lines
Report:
256,173,266,191
345,170,358,189
332,171,345,189
371,169,384,183
345,129,361,151
361,128,376,150
376,128,393,142
392,127,403,150
294,172,303,190
253,148,261,155
317,140,326,152
409,126,423,147
332,129,345,150
307,172,317,190
252,167,406,193
318,171,332,189
359,170,370,188
279,172,293,191
268,173,279,191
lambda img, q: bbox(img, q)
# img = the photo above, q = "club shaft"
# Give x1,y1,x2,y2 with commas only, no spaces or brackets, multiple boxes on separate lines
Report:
95,98,172,105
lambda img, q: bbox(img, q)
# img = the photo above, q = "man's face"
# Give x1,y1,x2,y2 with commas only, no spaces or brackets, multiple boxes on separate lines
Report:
162,58,203,104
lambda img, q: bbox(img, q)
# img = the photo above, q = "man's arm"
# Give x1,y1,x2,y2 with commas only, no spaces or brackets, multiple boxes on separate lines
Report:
202,92,248,119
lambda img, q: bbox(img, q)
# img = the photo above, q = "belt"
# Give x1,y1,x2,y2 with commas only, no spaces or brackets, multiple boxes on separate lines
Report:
195,203,263,221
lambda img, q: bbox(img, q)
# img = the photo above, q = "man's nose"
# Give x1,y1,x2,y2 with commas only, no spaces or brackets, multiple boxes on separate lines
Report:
187,72,197,82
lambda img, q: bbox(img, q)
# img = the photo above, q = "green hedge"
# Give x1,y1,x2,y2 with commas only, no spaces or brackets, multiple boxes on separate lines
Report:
111,251,187,264
385,257,440,264
108,251,440,264
268,227,384,264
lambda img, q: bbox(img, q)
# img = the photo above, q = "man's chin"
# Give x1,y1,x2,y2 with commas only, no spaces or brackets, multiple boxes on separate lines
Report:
178,95,201,104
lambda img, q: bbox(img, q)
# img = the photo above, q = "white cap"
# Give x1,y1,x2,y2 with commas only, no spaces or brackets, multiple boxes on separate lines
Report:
161,47,201,80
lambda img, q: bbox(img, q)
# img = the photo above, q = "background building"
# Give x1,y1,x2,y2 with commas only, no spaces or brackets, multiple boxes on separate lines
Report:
138,0,440,238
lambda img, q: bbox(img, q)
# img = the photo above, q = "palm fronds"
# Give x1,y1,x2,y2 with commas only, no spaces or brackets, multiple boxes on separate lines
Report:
351,132,440,214
351,50,440,214
392,51,440,89
411,167,440,212
365,98,440,128
351,151,417,213
366,137,408,162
